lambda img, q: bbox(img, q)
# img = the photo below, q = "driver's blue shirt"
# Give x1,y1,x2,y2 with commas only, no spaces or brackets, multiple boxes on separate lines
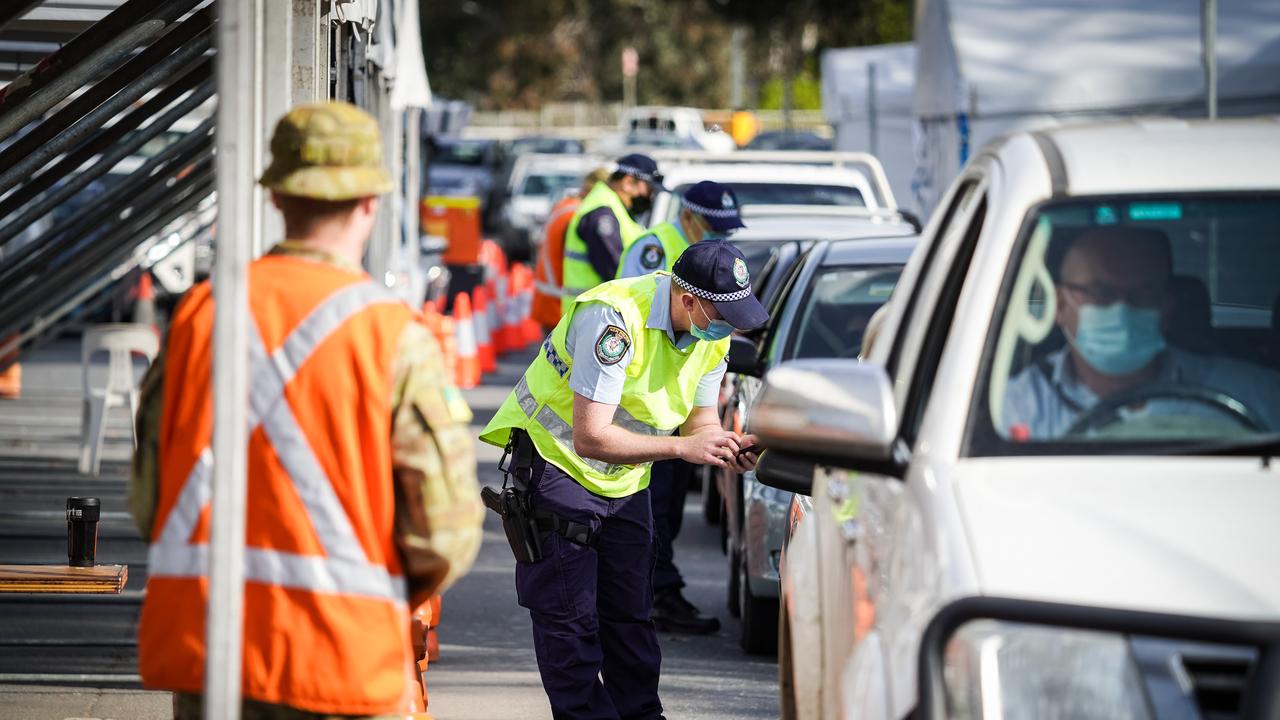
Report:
1003,347,1280,439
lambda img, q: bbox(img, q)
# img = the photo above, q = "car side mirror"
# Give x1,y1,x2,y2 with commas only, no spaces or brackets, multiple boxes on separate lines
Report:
754,449,816,495
726,334,763,377
748,359,904,477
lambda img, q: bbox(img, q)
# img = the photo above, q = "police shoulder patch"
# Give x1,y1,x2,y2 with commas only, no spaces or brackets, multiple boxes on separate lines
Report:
595,213,617,237
595,324,631,365
640,242,664,270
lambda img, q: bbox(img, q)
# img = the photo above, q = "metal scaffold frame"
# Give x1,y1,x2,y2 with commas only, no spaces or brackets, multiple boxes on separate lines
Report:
0,1,431,707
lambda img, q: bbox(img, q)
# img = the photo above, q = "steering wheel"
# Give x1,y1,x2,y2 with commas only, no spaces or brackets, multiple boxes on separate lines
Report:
1064,382,1268,437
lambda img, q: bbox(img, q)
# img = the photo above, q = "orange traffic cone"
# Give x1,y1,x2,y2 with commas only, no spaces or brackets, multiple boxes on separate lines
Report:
516,264,542,347
472,287,497,374
452,293,480,389
437,316,458,386
134,272,158,337
0,336,20,399
421,300,442,337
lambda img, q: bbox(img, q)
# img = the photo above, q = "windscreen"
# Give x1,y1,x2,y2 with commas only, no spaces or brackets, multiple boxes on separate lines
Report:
976,194,1280,451
787,266,901,360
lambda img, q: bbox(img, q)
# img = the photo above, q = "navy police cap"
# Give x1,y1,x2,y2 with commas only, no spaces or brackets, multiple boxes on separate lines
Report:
681,180,745,233
614,153,666,190
672,239,768,331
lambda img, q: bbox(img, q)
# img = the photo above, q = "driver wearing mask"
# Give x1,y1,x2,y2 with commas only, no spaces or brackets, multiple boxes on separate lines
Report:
1003,226,1280,439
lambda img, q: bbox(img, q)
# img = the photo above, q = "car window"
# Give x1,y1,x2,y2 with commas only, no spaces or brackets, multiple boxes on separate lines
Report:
664,182,866,224
975,194,1280,452
520,173,581,198
436,142,490,166
783,265,903,361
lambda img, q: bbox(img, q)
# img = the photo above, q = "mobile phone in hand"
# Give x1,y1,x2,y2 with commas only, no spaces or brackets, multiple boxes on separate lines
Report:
736,444,760,458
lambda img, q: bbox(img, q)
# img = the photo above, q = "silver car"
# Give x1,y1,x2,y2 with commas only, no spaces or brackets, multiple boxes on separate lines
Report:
724,234,916,653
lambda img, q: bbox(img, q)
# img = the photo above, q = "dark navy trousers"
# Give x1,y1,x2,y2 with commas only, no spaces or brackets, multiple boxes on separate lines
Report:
514,450,665,720
648,458,694,593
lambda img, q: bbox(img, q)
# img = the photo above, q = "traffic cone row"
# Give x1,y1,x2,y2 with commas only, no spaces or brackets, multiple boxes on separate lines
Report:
420,242,548,390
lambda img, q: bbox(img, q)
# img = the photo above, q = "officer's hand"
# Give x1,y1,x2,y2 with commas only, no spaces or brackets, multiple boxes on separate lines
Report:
732,433,760,474
679,429,741,467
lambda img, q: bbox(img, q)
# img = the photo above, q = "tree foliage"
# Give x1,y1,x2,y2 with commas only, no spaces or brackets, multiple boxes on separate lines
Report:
419,0,911,110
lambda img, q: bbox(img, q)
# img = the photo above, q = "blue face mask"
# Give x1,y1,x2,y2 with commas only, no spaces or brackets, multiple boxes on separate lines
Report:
1071,302,1166,376
690,299,733,342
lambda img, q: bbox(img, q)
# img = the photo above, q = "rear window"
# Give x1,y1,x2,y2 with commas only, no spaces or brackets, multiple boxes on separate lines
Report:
665,182,865,224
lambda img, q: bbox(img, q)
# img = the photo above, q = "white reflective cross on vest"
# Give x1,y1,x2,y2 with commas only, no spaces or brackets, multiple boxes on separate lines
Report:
148,281,408,603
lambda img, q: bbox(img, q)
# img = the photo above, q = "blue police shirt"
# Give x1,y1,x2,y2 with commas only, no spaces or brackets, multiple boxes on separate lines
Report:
566,274,727,406
1002,347,1280,439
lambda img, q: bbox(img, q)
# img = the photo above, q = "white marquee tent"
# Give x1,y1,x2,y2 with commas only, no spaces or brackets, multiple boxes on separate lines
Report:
912,0,1280,214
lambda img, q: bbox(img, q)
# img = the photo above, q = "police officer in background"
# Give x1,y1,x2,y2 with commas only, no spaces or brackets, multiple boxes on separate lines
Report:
481,240,768,719
616,180,745,634
560,153,663,311
617,180,744,279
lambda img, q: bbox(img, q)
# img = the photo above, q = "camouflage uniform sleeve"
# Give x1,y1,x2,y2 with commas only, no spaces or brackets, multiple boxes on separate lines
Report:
390,321,484,605
128,347,167,540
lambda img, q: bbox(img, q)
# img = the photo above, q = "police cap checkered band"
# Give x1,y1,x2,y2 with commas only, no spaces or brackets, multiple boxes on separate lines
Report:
617,164,663,186
672,273,752,302
681,198,740,219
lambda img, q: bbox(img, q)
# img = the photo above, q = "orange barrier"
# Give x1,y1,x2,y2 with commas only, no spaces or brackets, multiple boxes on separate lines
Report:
451,293,480,389
472,287,497,374
423,196,482,265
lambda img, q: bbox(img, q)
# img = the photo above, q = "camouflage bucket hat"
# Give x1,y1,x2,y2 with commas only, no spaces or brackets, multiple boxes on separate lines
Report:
258,101,393,201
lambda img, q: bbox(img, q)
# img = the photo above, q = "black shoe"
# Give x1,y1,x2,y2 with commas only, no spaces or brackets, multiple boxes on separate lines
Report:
651,589,721,635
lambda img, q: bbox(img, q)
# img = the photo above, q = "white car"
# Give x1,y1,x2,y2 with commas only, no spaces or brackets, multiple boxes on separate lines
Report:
753,118,1280,719
620,105,737,153
647,151,906,229
499,153,603,255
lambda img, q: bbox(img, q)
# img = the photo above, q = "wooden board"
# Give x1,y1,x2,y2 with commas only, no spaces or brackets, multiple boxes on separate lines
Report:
0,564,128,594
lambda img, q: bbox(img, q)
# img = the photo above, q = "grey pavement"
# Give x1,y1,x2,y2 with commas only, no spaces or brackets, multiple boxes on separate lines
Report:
0,338,778,719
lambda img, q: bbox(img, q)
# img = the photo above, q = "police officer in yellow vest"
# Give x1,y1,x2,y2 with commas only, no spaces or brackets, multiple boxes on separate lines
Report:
560,153,663,312
617,180,744,279
615,180,744,634
481,240,768,719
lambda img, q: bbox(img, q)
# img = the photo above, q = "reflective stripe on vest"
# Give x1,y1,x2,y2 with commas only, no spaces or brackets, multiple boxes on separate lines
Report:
510,374,671,475
618,222,689,279
481,274,729,497
149,281,408,603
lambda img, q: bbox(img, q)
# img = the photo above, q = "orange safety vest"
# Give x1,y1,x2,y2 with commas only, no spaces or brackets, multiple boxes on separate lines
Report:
531,195,581,329
138,253,420,716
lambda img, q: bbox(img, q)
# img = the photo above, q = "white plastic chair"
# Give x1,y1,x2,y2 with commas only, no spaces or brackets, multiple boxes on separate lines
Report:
79,323,159,476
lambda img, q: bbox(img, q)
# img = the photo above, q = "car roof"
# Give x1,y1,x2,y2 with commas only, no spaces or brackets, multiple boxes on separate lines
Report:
1011,118,1280,195
733,213,915,242
820,235,919,266
660,163,870,186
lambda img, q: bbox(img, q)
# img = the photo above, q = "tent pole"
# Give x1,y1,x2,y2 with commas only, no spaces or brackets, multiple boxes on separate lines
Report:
207,0,263,717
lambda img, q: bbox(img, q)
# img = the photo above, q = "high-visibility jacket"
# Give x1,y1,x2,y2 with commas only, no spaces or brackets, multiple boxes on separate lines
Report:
561,182,645,312
532,195,581,329
617,221,689,278
138,254,419,716
480,273,727,498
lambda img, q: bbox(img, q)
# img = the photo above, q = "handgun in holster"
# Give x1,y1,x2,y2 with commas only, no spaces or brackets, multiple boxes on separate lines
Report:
482,429,597,563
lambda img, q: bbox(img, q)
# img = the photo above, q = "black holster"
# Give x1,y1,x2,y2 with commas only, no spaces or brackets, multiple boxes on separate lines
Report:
482,429,597,563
